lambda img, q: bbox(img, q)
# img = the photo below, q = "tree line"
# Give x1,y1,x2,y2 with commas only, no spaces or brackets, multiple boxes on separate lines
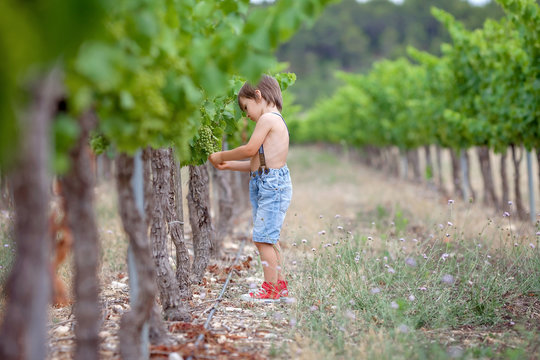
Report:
276,0,506,108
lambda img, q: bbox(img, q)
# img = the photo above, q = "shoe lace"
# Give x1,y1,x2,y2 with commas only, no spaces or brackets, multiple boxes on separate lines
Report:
252,286,267,297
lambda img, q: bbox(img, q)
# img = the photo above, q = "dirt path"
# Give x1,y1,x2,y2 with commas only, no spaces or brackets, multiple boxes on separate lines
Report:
45,145,537,359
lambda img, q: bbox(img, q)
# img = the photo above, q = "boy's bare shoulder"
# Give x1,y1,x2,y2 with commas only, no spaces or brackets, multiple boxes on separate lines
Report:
258,112,282,126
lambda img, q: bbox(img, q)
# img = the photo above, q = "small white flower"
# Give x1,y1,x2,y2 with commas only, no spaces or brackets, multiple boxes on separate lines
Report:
508,201,513,205
345,309,356,320
412,238,418,242
367,236,373,241
529,243,535,249
383,256,388,262
503,212,510,217
441,253,449,261
448,199,454,204
405,257,417,267
390,301,399,309
397,324,409,333
387,267,395,274
292,242,297,247
370,287,381,294
447,222,453,226
418,286,427,291
302,239,307,244
335,214,341,218
399,238,405,242
337,226,343,230
441,274,454,284
408,294,415,301
318,230,326,235
309,305,318,311
311,248,316,252
292,261,297,266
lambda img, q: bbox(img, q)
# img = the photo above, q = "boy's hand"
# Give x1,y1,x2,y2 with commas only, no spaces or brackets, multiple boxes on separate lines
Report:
208,152,223,167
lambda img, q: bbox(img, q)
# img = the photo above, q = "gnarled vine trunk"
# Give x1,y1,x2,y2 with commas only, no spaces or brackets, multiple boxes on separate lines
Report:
510,145,527,220
211,164,234,258
116,154,157,360
450,149,464,199
501,150,510,211
477,146,498,208
150,148,190,321
0,68,61,360
59,109,101,360
168,149,192,299
187,164,212,284
142,147,172,345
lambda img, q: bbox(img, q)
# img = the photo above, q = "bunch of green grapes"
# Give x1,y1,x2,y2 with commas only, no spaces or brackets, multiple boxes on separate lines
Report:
89,132,110,155
195,125,221,158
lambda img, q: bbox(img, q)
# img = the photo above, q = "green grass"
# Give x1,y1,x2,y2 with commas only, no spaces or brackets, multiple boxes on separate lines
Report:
286,212,540,359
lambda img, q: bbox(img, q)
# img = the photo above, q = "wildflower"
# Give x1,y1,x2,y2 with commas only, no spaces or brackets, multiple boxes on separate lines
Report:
261,261,269,267
335,214,341,218
318,230,326,235
292,242,297,247
422,253,428,259
408,294,415,301
412,238,418,242
337,226,343,230
292,261,297,266
402,246,406,251
302,239,307,244
418,286,427,291
249,283,257,289
309,305,318,311
384,264,389,268
536,232,540,236
311,248,316,252
349,300,355,305
447,222,453,227
397,324,409,333
319,215,324,219
345,309,356,320
371,222,375,226
334,241,339,245
445,233,450,238
441,274,454,284
324,243,331,248
441,253,449,261
387,267,395,274
367,236,373,241
391,222,395,226
514,243,519,247
508,201,513,205
370,287,381,294
336,255,341,259
503,212,510,217
107,230,114,234
529,243,535,249
361,276,366,281
448,199,454,204
439,224,444,229
3,244,9,248
509,320,515,326
383,256,388,262
467,280,473,286
354,257,360,263
405,257,417,267
289,317,297,326
390,301,399,309
486,255,491,259
399,238,405,242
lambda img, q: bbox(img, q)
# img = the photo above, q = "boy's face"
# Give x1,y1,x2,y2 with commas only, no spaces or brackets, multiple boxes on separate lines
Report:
239,94,264,122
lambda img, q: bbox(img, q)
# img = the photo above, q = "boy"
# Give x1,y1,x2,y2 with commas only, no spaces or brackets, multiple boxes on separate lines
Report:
208,75,292,303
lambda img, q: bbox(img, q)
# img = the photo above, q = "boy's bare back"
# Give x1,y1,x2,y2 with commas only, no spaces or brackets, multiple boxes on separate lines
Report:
249,112,289,172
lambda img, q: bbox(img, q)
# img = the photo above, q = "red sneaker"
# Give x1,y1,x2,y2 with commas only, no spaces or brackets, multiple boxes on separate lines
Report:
240,281,280,303
278,279,289,298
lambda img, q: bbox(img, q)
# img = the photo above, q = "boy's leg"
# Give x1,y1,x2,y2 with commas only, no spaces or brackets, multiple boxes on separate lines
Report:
273,243,285,281
254,242,278,284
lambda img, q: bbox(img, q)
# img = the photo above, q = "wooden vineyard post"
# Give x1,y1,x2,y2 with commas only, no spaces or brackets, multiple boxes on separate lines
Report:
527,151,536,223
128,150,150,358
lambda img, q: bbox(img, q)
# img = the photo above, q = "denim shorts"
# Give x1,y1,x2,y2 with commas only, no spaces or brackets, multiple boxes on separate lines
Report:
249,165,293,244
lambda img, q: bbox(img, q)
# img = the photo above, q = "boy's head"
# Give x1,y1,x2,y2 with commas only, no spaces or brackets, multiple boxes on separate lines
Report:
238,75,282,112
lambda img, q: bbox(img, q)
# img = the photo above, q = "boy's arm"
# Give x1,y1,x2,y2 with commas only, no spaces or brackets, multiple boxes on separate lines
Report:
216,160,251,172
211,116,272,163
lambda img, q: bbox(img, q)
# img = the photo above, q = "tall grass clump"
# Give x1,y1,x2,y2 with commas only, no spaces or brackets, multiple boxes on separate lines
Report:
287,206,540,359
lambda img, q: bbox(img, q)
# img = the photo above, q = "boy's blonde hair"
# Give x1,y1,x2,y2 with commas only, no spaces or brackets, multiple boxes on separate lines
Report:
238,75,282,111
